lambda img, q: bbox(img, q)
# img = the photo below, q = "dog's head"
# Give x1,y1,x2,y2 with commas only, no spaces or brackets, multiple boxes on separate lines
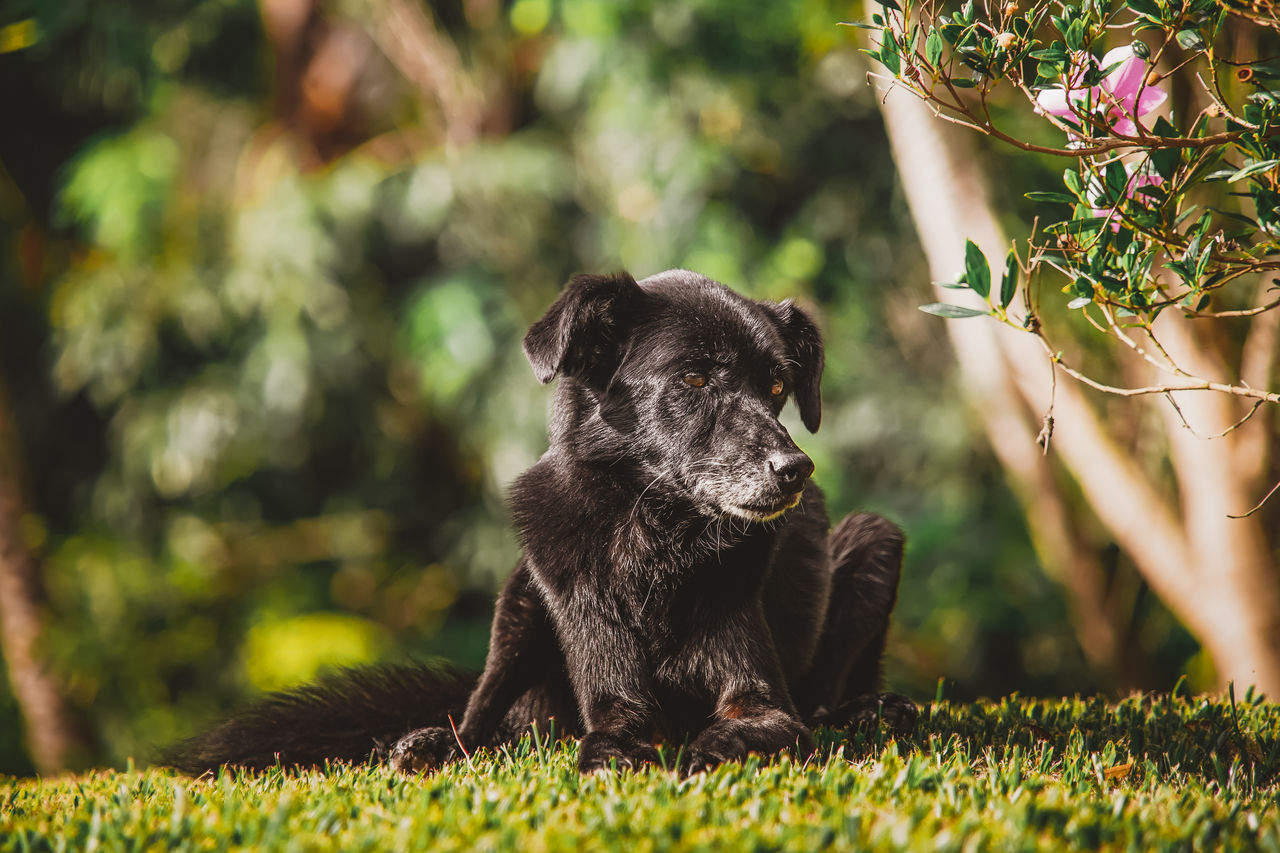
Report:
523,269,823,522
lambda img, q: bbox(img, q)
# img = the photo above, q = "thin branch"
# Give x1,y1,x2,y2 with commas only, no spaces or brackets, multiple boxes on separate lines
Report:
963,109,1243,158
1139,324,1188,374
1099,306,1185,376
1038,358,1057,455
1223,7,1280,33
1163,393,1265,439
1227,478,1280,519
1201,54,1258,130
1184,295,1280,319
880,63,1246,158
1031,326,1280,404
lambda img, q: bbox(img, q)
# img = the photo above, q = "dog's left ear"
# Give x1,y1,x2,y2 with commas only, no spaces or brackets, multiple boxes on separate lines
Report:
523,272,646,391
763,299,824,432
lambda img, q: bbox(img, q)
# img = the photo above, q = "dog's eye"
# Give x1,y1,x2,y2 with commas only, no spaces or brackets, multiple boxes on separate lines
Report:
770,378,785,397
683,372,708,388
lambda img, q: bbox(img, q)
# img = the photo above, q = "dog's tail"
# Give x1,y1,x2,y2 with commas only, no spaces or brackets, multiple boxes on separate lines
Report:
162,663,476,774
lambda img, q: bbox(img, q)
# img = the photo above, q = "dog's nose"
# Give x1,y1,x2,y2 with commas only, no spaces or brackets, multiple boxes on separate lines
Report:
768,451,814,492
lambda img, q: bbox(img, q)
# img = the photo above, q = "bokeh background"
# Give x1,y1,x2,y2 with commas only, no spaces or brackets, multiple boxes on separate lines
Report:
0,0,1228,776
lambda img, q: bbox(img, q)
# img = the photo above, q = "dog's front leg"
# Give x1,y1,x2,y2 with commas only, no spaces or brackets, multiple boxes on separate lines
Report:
389,563,555,772
542,584,661,773
682,613,814,775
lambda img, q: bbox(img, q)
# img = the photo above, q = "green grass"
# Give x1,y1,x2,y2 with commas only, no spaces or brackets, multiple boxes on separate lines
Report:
4,692,1280,851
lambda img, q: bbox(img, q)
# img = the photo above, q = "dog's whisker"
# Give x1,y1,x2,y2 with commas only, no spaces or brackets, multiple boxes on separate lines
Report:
629,470,671,526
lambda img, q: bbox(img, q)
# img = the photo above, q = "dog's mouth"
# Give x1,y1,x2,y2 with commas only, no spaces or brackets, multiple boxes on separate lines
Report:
722,490,804,522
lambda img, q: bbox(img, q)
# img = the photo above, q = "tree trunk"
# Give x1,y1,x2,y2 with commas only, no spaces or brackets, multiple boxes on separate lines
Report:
0,375,83,773
874,76,1280,696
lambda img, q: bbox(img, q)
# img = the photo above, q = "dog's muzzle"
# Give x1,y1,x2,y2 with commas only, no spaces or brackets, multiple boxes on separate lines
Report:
767,451,814,495
719,450,814,522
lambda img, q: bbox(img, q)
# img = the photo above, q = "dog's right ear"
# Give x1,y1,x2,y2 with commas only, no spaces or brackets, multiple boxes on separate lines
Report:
523,272,646,389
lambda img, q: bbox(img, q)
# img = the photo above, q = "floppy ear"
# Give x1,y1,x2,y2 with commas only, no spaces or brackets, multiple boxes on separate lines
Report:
765,299,824,433
523,272,646,390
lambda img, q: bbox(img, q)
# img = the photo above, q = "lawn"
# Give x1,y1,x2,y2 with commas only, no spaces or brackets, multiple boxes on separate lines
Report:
4,691,1278,851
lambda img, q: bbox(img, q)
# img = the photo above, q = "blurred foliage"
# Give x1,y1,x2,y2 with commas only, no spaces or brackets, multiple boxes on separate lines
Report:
0,0,1201,774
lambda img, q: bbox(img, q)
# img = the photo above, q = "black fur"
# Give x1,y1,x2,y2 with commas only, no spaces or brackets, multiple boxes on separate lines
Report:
163,664,475,774
167,269,912,776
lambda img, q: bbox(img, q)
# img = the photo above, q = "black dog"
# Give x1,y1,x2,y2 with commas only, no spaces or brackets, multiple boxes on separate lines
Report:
169,270,913,776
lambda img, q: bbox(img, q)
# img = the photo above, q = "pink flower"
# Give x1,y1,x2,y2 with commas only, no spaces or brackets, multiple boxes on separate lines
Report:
1092,170,1164,231
1035,46,1168,136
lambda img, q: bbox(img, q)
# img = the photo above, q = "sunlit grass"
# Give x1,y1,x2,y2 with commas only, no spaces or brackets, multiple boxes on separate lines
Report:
4,692,1278,851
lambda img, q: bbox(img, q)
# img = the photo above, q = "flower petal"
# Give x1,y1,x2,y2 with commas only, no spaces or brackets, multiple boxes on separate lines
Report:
1035,88,1074,116
1103,47,1146,101
1134,85,1168,117
1131,173,1165,191
1090,205,1123,233
1111,116,1137,136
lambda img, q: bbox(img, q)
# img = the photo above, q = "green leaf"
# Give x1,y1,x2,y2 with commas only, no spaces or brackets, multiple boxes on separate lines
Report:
919,303,990,318
964,239,991,300
1182,148,1225,189
880,29,901,75
1150,151,1180,181
1206,207,1260,227
1184,212,1211,258
874,0,902,10
950,77,977,88
1025,191,1076,203
1067,296,1093,309
1044,217,1107,236
837,21,879,29
1065,19,1085,52
1126,0,1161,17
926,28,943,67
1246,63,1280,80
1175,29,1205,50
1063,169,1083,196
1036,61,1063,82
1104,161,1128,196
1149,117,1181,179
1000,250,1018,309
957,47,988,74
1151,116,1178,137
1228,159,1280,182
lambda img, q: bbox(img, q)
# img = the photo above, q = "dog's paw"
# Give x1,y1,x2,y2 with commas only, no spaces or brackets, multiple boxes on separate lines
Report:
387,726,461,773
680,726,748,776
831,692,918,735
577,731,659,774
681,718,813,776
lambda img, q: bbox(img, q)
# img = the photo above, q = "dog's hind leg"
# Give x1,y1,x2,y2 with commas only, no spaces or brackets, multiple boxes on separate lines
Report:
792,512,916,733
496,668,580,745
